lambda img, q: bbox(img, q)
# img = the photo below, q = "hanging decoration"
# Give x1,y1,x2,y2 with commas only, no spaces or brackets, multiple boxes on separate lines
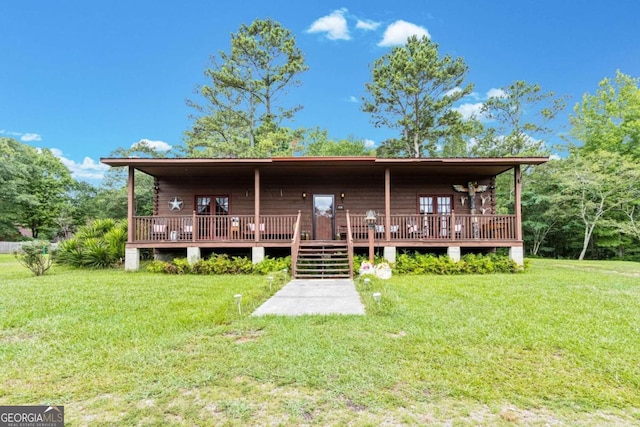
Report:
169,197,183,211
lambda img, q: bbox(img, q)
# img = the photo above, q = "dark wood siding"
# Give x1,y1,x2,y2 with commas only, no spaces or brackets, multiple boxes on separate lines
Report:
152,169,496,234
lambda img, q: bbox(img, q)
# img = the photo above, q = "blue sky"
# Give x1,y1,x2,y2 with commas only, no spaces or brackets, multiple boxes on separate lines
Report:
2,0,639,184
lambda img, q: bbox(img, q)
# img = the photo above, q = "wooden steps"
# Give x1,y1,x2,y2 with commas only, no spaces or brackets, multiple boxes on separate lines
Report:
294,241,351,279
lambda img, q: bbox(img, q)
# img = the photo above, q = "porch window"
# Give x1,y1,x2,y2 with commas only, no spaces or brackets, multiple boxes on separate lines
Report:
196,196,229,215
418,195,452,215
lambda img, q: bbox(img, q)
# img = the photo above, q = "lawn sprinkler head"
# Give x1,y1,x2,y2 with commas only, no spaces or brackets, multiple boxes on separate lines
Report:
234,294,242,314
373,292,381,304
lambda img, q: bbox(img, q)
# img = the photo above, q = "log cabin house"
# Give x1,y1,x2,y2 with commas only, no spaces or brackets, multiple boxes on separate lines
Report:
100,156,548,278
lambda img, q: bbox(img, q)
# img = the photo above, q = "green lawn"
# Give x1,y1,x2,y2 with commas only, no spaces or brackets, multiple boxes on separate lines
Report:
1,255,639,426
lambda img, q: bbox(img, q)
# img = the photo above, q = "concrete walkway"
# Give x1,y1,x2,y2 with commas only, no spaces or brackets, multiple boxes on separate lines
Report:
252,279,365,316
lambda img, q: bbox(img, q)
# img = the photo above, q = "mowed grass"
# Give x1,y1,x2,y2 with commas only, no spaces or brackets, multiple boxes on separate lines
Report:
1,255,639,425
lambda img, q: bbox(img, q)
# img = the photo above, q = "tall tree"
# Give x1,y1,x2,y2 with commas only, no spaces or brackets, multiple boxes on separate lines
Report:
361,35,473,158
469,81,566,216
185,18,308,158
472,81,567,157
0,138,74,239
0,138,29,238
570,70,640,159
521,162,561,256
299,128,373,156
554,150,639,260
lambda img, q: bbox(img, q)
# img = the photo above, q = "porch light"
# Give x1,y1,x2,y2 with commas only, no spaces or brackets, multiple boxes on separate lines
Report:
364,210,377,228
302,192,307,200
340,192,345,200
365,210,377,263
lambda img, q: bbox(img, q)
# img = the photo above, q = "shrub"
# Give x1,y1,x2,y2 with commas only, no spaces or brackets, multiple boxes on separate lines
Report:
55,219,127,268
145,254,291,275
253,256,291,274
14,241,52,276
394,251,525,275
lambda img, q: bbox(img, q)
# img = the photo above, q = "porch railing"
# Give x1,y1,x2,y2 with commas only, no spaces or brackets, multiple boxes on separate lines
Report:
345,213,517,241
133,214,298,243
132,213,517,243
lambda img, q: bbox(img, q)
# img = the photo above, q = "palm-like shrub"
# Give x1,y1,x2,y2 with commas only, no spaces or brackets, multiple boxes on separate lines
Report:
55,219,127,268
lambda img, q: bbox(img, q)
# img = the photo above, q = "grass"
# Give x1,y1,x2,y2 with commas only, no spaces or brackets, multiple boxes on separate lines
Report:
1,255,639,425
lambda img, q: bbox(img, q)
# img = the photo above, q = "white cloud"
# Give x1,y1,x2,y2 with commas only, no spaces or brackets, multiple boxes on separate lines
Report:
21,133,42,142
0,130,43,141
453,102,485,120
347,95,358,103
363,139,376,148
378,20,430,47
356,19,380,31
452,88,508,122
307,9,350,41
131,138,172,152
51,148,109,182
487,88,507,98
444,87,463,98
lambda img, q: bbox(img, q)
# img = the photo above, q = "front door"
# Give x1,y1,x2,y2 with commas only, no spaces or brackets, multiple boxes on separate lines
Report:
313,194,334,240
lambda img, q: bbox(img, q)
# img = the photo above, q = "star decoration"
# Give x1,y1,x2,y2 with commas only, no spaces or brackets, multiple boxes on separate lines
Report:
169,197,183,211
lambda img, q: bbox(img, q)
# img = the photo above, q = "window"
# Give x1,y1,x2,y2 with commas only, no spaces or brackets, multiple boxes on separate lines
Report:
196,196,229,215
419,195,452,215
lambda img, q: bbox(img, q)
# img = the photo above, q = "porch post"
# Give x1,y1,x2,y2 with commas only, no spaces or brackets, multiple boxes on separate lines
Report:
385,167,391,241
447,246,461,262
187,247,201,264
514,164,522,241
125,248,140,271
124,166,139,271
127,166,135,243
509,246,524,266
254,167,260,243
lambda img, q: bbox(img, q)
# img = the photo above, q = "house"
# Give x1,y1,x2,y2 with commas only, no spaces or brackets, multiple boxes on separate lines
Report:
100,156,548,277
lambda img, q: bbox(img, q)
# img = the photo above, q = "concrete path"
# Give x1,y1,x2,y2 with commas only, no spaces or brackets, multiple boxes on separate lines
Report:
252,279,365,316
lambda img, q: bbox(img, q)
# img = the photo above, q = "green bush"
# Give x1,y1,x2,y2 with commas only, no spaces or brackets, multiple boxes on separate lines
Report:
14,241,52,276
394,251,525,275
145,252,523,276
55,219,127,268
252,255,291,274
146,254,291,275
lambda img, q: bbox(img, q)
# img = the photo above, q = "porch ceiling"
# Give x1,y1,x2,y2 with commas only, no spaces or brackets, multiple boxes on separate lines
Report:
100,156,548,178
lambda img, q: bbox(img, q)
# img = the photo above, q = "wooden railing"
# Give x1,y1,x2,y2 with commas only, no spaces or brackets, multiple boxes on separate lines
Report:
132,214,298,243
132,213,517,244
345,211,354,278
343,213,517,241
291,211,302,277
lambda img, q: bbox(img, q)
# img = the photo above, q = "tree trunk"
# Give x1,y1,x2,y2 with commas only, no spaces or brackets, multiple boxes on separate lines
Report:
579,223,595,261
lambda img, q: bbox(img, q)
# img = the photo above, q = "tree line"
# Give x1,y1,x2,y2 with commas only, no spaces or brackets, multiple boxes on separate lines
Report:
2,18,638,260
